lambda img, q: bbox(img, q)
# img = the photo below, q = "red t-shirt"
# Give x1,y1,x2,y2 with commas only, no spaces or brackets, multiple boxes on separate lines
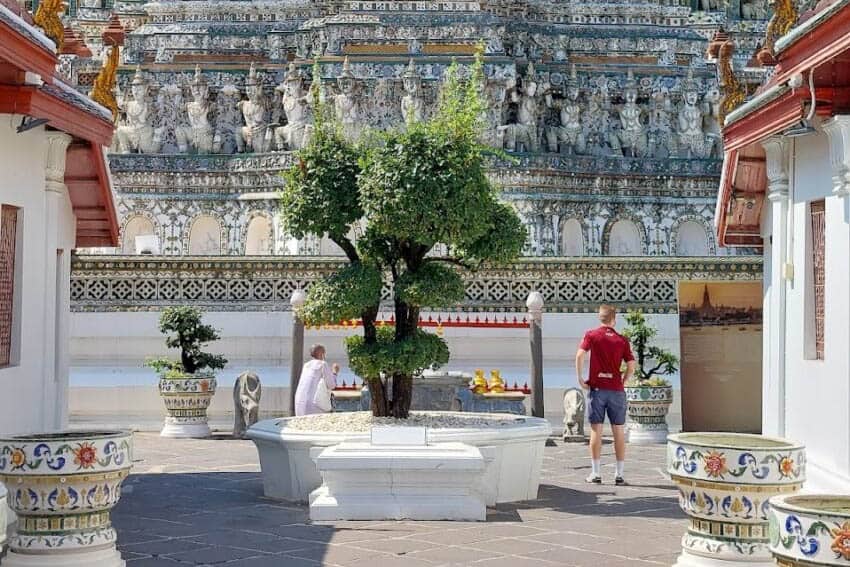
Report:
579,325,635,391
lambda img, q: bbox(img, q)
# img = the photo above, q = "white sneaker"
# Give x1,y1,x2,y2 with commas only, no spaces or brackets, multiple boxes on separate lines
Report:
585,473,602,484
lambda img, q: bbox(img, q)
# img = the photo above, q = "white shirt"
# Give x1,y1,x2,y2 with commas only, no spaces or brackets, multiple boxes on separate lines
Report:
294,358,337,416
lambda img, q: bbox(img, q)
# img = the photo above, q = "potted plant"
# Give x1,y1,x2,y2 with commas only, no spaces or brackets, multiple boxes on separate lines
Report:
0,430,133,565
622,309,678,444
146,306,227,438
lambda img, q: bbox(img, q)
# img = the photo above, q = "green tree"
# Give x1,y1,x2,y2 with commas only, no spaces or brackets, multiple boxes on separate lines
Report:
280,53,526,418
621,310,678,385
146,306,227,376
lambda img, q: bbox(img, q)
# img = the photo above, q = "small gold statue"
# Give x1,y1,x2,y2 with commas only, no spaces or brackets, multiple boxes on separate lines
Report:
472,369,488,394
489,369,505,393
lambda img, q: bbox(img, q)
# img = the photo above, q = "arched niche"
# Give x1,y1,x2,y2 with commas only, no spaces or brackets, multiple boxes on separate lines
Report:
245,215,273,256
561,218,585,256
188,215,223,255
676,220,710,256
607,219,642,256
122,215,155,254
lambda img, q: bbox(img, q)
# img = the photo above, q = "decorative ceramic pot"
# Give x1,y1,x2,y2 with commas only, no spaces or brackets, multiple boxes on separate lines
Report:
158,373,217,438
0,430,133,567
1,482,6,555
668,432,805,567
625,384,673,444
769,495,850,566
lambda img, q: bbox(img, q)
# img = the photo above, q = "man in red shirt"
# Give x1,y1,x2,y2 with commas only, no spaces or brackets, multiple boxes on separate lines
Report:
575,304,636,485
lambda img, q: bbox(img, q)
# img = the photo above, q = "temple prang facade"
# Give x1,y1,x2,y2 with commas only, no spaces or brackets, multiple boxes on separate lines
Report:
52,0,810,259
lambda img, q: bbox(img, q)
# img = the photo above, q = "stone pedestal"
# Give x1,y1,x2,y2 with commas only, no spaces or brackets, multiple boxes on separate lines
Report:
358,371,470,412
456,389,527,415
331,390,363,413
158,374,216,438
309,442,486,521
0,431,133,567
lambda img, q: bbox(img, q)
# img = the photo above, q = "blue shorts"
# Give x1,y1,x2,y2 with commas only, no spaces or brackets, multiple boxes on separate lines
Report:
588,389,627,426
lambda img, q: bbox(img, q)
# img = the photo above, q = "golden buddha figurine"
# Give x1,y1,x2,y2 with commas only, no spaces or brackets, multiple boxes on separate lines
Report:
489,369,506,393
472,369,488,394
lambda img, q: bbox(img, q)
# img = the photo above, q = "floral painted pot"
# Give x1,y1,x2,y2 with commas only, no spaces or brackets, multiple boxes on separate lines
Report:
770,495,850,566
158,373,217,438
625,384,673,444
668,432,805,567
0,430,132,566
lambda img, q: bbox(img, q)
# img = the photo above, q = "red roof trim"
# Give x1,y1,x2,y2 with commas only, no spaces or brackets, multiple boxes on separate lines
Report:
89,143,119,246
770,4,850,89
0,84,114,146
723,88,806,152
0,17,56,83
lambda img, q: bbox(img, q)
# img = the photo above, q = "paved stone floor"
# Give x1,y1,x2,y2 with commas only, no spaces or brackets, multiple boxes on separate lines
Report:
111,432,685,567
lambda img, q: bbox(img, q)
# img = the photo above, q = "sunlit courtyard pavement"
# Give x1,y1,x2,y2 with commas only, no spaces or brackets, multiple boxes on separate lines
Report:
110,432,685,567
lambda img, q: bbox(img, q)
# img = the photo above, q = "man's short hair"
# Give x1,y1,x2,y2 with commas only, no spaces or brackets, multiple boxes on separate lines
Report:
309,344,326,358
598,304,617,324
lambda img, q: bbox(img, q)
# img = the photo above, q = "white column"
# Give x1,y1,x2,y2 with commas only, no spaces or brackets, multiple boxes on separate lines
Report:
761,136,789,438
823,115,850,197
42,132,72,432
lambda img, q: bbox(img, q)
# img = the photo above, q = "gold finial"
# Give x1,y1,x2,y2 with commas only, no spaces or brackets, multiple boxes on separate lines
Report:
91,44,120,121
761,0,798,62
488,369,505,393
717,40,746,126
33,0,66,51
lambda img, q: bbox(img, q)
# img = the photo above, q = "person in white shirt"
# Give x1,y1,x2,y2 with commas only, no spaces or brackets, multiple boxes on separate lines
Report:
294,344,339,416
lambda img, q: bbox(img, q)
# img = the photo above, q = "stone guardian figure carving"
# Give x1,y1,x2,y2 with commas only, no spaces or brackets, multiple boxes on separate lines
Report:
334,57,361,143
400,59,425,124
239,63,273,153
214,84,244,154
678,70,711,158
547,64,585,154
563,387,587,442
274,63,313,151
611,70,647,158
178,65,215,154
233,371,262,439
505,62,541,153
116,66,162,154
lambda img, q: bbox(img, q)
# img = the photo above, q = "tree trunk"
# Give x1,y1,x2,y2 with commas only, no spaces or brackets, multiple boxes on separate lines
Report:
368,377,390,416
391,373,413,419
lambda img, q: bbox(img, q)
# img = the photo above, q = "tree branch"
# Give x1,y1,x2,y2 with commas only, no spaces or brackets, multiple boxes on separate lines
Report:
422,256,477,270
331,235,359,264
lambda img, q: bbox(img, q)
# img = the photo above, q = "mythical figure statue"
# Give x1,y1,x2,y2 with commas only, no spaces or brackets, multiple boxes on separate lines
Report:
233,371,262,439
400,59,425,124
761,0,797,61
648,87,675,158
717,41,747,124
699,0,722,10
562,388,586,441
702,85,722,157
611,70,647,158
546,64,585,154
504,63,541,153
741,0,767,19
239,64,273,153
116,66,162,154
33,0,65,50
177,66,214,154
214,84,244,154
274,63,313,151
334,57,361,142
678,70,711,158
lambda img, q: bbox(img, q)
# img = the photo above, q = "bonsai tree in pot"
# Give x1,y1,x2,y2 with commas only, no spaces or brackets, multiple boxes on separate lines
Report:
621,309,678,443
146,306,227,437
281,54,525,418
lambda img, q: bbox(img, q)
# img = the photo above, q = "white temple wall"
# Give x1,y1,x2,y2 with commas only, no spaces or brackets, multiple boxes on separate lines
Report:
71,310,680,370
762,129,850,492
0,122,76,435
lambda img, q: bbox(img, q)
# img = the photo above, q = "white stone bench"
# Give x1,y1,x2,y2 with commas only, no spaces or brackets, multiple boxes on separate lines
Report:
309,441,486,521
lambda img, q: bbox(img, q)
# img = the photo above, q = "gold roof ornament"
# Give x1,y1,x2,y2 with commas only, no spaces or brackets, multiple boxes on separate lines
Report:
33,0,66,51
759,0,798,65
91,44,120,122
717,40,747,126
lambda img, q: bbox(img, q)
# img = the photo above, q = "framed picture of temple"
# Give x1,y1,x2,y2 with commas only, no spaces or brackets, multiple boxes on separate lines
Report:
678,282,763,433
